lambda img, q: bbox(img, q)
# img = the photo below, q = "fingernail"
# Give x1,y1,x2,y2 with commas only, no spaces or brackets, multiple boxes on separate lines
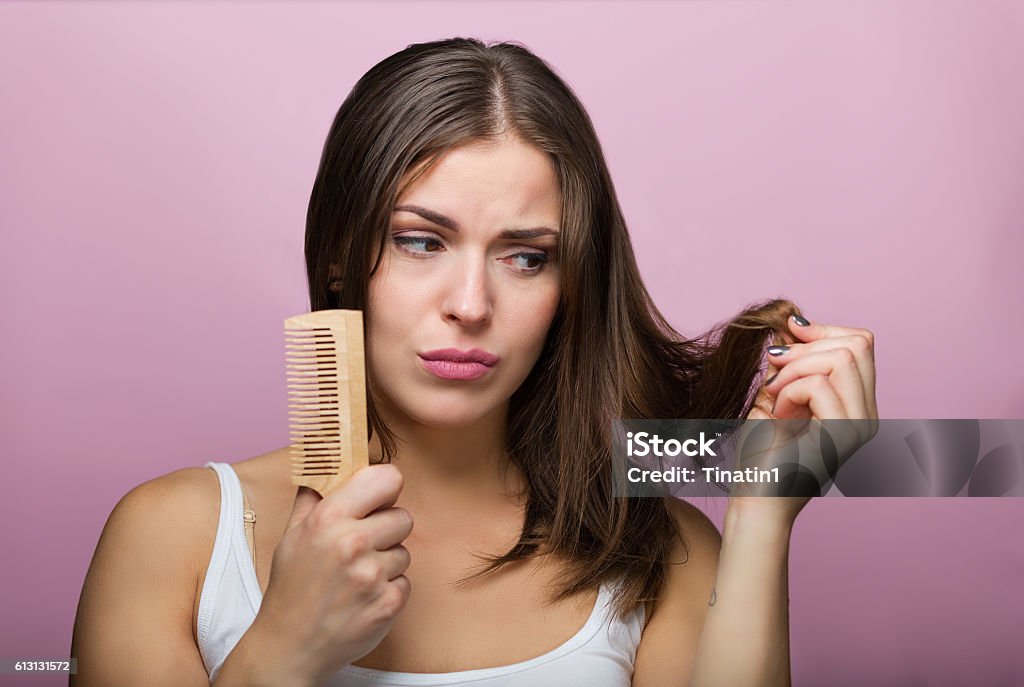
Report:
767,345,790,356
764,372,778,386
792,314,811,327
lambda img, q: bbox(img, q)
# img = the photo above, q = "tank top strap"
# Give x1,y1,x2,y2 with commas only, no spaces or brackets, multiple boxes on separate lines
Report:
197,462,262,653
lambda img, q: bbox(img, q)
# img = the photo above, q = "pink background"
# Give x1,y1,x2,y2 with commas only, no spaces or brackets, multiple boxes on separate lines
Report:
2,1,1022,685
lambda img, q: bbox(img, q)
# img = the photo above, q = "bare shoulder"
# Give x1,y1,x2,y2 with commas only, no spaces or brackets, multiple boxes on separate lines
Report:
71,466,221,686
105,466,220,555
123,465,220,503
83,465,222,612
632,497,722,687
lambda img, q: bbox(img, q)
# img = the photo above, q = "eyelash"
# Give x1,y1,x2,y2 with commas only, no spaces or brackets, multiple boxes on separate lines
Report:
391,235,553,274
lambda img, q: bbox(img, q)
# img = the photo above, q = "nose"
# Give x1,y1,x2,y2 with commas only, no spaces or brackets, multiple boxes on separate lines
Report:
441,250,493,326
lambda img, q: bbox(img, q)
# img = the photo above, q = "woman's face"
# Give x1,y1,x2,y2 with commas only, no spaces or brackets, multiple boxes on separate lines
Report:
366,135,562,430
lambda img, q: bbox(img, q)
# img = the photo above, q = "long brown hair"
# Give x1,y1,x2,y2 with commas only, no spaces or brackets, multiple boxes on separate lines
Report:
305,37,803,619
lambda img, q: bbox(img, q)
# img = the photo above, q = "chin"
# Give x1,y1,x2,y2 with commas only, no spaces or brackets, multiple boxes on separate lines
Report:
390,391,505,430
372,369,512,430
411,404,495,429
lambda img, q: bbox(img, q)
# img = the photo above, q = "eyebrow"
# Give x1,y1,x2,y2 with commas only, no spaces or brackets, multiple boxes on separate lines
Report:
394,204,559,240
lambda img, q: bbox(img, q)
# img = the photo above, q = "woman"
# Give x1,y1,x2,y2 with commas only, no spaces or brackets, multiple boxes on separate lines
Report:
71,38,877,686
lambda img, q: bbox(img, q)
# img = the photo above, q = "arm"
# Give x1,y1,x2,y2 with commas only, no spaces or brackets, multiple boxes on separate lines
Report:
631,497,793,687
684,315,878,683
70,468,218,687
633,317,876,686
71,462,413,687
687,499,792,686
70,468,322,687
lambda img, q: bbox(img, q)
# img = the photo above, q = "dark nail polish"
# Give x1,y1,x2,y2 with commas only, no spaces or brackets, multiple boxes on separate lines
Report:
792,314,811,327
764,373,778,386
767,345,789,356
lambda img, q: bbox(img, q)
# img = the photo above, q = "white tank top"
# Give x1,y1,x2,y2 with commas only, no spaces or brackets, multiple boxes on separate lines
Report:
197,462,647,686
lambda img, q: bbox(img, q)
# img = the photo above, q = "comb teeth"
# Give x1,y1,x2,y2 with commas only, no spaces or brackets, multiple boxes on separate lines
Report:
285,310,369,494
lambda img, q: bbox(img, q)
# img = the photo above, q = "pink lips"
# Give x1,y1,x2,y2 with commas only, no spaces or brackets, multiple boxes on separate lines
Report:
419,348,499,380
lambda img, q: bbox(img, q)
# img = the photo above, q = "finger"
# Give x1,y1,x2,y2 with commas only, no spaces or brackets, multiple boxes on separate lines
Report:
374,545,412,581
755,349,784,416
361,506,414,550
787,315,875,354
286,486,323,531
763,349,869,420
767,333,877,418
749,383,776,420
747,396,774,420
774,319,872,415
325,463,405,520
389,574,412,604
773,374,849,421
770,336,873,379
773,375,867,463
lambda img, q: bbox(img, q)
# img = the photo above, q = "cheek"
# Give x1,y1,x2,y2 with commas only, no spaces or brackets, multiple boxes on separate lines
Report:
366,263,411,330
539,289,561,328
365,275,402,360
511,287,560,350
535,278,561,318
365,271,432,373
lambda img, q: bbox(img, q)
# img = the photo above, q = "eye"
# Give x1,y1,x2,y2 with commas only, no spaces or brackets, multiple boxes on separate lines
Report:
505,251,551,274
392,235,443,254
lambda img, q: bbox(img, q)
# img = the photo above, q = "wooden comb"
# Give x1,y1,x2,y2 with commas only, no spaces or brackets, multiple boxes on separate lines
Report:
285,309,369,497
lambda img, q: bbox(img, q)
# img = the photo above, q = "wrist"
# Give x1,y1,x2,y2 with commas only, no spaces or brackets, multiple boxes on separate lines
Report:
214,615,321,687
725,497,797,540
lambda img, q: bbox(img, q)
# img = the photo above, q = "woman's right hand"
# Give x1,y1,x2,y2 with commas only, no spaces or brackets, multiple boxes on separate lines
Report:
242,463,413,685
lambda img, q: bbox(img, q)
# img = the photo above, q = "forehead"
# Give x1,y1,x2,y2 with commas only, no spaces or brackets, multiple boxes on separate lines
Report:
396,137,561,220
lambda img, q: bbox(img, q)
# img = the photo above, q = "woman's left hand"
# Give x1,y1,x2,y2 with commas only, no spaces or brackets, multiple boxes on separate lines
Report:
732,314,879,526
